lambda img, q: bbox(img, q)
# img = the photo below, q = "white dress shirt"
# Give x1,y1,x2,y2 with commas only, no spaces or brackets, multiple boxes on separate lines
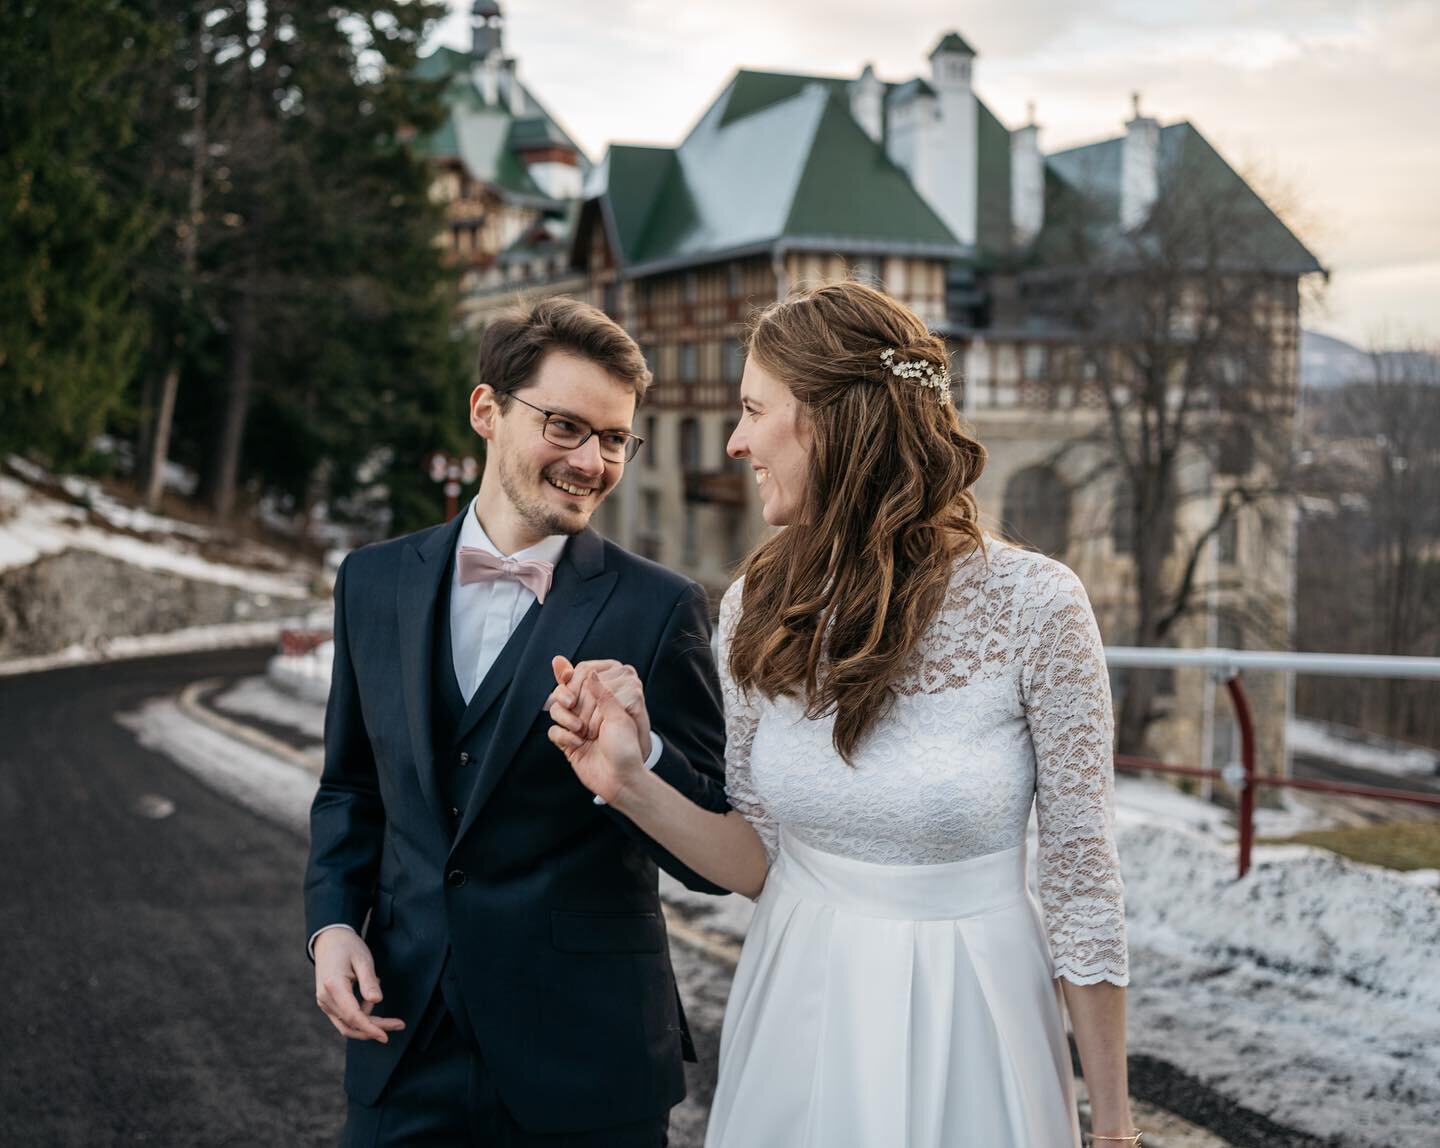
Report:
310,499,662,957
451,501,568,703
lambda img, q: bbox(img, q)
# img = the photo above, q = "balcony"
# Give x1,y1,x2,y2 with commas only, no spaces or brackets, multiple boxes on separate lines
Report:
684,470,748,507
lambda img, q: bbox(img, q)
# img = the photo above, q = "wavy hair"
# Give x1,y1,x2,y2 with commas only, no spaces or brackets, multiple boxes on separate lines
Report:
729,280,987,764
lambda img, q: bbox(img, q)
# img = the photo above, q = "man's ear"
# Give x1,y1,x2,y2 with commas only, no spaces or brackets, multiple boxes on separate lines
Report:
470,384,501,441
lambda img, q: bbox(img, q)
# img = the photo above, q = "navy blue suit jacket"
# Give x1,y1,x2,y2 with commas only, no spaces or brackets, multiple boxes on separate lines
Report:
303,516,730,1131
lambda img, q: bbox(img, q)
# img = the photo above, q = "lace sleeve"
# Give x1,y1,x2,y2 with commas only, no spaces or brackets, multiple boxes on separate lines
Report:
1021,562,1130,986
718,580,778,864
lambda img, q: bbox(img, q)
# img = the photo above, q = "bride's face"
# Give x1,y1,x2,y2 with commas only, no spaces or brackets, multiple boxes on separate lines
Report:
727,358,812,527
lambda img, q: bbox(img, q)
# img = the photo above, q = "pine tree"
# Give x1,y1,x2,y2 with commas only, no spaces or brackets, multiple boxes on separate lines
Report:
0,1,160,467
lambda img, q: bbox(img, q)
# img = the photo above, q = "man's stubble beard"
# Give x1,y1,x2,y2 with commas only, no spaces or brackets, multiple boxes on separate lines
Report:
496,449,610,538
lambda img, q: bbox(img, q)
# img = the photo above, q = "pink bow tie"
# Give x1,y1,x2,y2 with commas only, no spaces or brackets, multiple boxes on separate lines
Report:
457,546,555,603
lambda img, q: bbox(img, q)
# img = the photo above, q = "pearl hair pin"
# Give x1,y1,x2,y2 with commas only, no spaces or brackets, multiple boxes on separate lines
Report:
880,347,952,404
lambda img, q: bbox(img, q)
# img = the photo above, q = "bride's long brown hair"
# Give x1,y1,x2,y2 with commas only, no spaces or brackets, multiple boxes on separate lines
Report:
729,280,987,764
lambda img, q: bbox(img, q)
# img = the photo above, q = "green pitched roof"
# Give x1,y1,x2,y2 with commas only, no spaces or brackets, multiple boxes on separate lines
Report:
412,46,589,204
602,146,679,262
1042,122,1323,273
974,100,1013,256
596,69,965,270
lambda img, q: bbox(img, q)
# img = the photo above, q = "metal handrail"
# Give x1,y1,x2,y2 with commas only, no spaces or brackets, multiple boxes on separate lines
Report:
1105,646,1440,679
1104,645,1440,878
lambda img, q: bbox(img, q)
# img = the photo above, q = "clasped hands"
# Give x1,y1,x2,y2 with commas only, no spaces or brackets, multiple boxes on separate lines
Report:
546,655,654,806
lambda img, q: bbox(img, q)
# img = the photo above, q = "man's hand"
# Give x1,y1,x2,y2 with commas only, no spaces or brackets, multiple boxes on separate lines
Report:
313,928,406,1043
547,656,651,805
546,657,653,760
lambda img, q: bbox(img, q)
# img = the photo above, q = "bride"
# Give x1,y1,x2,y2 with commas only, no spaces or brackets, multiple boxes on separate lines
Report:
547,280,1137,1147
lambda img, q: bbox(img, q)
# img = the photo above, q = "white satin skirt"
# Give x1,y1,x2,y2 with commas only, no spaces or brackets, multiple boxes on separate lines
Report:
704,831,1081,1148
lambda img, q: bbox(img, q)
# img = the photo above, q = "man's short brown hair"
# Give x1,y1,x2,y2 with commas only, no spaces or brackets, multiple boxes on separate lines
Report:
477,296,651,406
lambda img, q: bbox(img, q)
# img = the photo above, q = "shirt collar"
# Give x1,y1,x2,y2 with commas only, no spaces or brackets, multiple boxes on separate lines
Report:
457,496,569,568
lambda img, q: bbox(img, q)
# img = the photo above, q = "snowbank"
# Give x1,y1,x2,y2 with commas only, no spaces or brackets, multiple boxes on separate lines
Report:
1288,716,1440,778
0,467,312,598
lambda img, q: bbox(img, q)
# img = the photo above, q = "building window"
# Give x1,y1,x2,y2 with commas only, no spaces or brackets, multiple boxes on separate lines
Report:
723,338,744,384
725,507,748,568
679,417,701,471
639,490,661,562
1113,485,1174,558
679,343,698,384
1003,465,1070,557
728,263,744,298
602,281,619,319
1023,345,1048,379
683,271,698,305
1218,512,1239,564
643,415,657,469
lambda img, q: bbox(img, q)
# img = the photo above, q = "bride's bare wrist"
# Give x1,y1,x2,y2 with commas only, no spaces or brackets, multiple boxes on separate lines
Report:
606,764,656,814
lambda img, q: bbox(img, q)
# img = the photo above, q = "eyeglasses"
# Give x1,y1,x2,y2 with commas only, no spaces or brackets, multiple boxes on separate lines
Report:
506,393,645,463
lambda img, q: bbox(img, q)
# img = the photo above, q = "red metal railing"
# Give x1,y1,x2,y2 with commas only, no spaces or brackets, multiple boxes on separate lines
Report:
1107,648,1440,878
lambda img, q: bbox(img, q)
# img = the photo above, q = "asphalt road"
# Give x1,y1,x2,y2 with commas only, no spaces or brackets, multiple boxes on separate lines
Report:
0,648,726,1148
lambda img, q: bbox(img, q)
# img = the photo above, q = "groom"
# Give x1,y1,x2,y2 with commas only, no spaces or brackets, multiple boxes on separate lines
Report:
304,296,730,1146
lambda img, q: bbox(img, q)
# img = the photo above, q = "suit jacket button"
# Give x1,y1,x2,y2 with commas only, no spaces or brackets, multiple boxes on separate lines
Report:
446,868,466,888
449,806,461,820
458,752,471,766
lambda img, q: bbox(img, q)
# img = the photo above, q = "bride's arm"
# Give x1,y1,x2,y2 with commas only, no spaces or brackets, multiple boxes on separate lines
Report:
1022,564,1136,1140
549,661,770,899
550,578,774,900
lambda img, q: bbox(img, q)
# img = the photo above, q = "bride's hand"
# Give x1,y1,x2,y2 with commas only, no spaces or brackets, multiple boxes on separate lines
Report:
547,656,652,805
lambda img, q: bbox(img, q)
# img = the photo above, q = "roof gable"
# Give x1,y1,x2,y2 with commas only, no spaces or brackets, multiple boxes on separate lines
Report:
591,71,964,270
1043,122,1322,273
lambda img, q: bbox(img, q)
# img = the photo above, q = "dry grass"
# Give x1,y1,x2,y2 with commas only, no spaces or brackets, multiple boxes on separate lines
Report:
1260,820,1440,871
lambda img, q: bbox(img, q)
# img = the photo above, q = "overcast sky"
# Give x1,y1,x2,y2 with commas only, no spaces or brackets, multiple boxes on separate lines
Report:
431,0,1439,348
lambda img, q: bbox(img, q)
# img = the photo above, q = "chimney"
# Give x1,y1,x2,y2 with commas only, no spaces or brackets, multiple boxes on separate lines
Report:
1121,92,1160,231
925,31,979,246
849,64,884,144
1010,102,1043,246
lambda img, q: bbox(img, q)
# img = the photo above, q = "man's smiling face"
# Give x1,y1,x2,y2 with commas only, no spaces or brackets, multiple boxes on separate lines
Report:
471,350,638,542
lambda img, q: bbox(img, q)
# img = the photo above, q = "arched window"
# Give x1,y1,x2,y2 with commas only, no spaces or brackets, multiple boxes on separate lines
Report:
1003,465,1070,556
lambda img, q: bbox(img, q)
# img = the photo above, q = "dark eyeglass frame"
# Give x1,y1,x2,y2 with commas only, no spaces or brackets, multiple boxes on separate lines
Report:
506,392,645,463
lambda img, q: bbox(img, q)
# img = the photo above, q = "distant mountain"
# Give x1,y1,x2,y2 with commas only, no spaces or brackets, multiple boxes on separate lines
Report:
1301,330,1440,388
1300,330,1371,388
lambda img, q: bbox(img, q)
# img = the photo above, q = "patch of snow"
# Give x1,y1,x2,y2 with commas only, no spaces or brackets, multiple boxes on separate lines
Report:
267,647,334,705
1121,823,1440,1144
117,695,318,835
1289,716,1440,778
0,471,313,596
211,674,326,740
0,619,298,678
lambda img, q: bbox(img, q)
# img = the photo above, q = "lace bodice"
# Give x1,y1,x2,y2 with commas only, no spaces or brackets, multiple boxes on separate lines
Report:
718,541,1129,986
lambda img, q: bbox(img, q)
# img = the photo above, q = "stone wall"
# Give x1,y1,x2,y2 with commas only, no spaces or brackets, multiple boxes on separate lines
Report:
0,549,319,660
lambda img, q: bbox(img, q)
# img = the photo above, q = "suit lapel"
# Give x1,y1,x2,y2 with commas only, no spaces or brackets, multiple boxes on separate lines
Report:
451,528,617,849
397,513,466,833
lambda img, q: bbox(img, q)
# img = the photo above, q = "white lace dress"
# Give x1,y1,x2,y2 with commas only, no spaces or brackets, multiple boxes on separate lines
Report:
705,541,1129,1148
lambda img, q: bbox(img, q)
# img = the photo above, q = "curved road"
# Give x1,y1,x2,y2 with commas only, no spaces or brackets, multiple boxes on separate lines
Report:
0,648,347,1146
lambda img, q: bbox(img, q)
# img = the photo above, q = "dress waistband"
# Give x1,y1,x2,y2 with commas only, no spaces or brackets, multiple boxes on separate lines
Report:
772,830,1029,922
